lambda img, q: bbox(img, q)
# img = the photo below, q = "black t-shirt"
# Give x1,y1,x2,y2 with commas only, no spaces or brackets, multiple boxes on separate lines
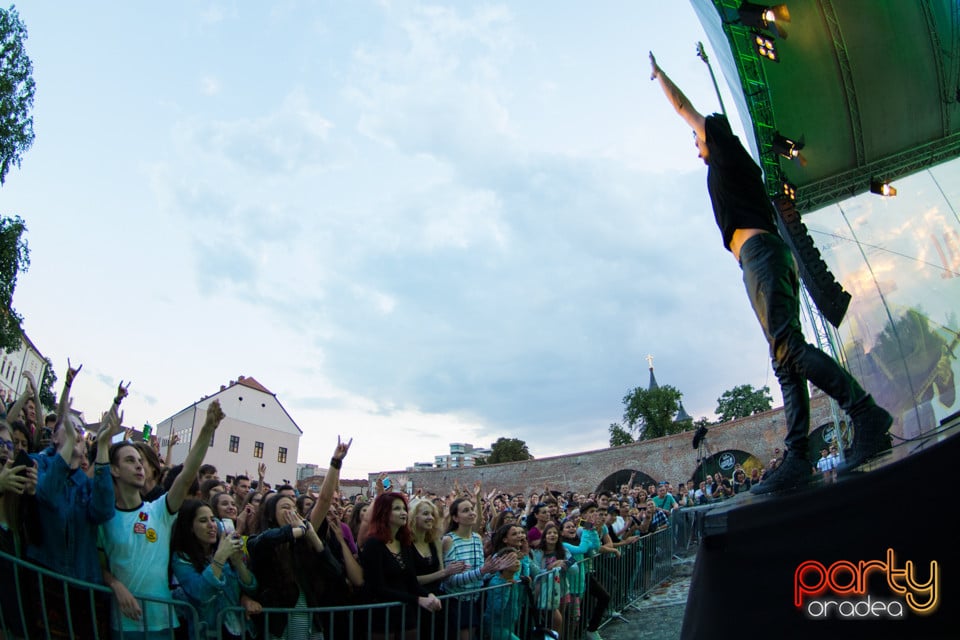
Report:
705,114,779,250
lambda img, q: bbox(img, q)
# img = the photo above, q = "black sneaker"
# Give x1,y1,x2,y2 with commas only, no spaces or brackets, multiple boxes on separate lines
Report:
838,405,893,474
750,452,812,495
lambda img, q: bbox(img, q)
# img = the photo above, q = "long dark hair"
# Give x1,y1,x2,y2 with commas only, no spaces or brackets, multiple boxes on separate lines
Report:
487,523,520,557
347,501,367,539
539,521,567,560
210,492,237,522
259,493,288,533
8,420,32,455
524,502,547,530
446,497,474,533
170,499,217,575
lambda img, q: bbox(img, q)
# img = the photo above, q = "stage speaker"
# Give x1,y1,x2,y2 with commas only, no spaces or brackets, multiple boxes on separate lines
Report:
774,196,851,327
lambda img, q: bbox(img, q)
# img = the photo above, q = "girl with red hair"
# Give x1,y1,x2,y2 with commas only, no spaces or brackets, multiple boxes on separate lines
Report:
360,492,442,638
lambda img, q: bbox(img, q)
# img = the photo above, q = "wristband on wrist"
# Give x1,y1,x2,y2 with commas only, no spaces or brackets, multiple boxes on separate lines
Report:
329,457,342,470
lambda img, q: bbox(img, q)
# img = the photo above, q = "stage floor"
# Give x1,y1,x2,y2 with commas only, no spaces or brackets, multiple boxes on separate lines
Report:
683,416,959,639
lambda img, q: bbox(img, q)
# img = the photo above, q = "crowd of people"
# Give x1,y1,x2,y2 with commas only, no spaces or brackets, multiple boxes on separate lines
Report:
0,363,700,640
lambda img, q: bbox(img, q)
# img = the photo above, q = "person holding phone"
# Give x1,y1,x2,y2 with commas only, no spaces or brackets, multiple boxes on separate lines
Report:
26,363,128,639
0,420,39,638
170,499,259,640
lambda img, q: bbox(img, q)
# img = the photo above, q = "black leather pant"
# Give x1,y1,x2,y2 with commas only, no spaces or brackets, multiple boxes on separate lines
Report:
740,233,871,453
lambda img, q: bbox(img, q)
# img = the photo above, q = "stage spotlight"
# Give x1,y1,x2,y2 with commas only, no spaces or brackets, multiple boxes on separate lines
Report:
754,33,779,61
738,2,791,38
772,133,803,160
870,179,897,197
782,181,797,201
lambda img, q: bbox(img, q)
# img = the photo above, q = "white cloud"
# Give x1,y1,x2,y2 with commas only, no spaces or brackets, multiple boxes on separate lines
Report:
200,76,221,96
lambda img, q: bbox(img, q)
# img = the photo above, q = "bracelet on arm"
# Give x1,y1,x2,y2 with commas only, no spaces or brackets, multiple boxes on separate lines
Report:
211,559,225,569
329,457,342,470
113,397,122,406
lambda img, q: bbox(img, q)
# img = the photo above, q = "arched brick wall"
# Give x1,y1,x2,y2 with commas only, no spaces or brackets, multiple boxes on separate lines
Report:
371,392,836,496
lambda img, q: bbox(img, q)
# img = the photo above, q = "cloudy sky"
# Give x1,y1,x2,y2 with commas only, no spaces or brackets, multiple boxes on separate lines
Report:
4,1,785,476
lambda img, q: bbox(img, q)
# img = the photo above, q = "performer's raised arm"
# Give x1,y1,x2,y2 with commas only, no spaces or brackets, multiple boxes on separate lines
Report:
649,52,706,142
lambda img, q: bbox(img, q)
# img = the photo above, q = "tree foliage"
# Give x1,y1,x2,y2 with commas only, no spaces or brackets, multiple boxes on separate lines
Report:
715,384,773,422
475,437,533,464
608,422,635,447
0,215,28,352
621,384,690,441
692,416,713,431
38,356,56,411
0,8,35,353
0,6,35,185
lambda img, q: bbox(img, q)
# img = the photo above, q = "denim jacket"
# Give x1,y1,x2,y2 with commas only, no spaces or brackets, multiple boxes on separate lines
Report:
26,448,115,582
171,554,258,637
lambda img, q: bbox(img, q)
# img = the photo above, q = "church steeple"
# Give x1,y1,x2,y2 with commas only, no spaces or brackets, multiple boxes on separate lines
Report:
675,400,692,423
646,354,659,390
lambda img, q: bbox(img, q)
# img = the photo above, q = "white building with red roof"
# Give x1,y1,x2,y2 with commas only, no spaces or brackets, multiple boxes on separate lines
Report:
157,375,301,487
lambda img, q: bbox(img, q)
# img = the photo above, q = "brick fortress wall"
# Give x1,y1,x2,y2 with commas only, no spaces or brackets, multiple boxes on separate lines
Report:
370,392,836,496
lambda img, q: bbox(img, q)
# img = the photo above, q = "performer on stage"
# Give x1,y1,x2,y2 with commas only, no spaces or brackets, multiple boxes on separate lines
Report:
648,52,893,494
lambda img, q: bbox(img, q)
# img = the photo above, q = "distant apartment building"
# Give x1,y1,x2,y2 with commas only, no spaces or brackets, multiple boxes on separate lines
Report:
0,331,47,408
298,462,322,481
157,375,301,486
432,442,491,469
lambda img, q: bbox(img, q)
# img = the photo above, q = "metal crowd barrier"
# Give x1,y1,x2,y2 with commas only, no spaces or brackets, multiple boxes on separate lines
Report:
0,549,204,640
0,527,676,640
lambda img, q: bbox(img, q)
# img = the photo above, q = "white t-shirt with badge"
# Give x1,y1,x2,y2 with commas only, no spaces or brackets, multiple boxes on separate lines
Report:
100,496,179,632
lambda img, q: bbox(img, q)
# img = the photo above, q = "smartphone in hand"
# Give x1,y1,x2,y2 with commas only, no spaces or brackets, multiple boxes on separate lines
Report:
14,449,33,476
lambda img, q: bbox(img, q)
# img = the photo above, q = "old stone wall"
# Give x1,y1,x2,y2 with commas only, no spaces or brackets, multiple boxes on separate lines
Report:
370,393,837,496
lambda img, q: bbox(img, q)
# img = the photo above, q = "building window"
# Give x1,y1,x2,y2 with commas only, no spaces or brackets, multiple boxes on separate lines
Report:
278,447,287,464
229,435,239,453
254,441,264,459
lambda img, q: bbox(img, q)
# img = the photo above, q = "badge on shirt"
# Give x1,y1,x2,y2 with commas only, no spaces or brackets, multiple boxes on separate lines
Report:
145,528,158,543
138,512,149,522
134,523,147,535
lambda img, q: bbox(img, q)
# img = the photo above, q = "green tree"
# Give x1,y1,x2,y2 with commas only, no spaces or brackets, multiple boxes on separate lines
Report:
0,215,28,352
0,6,35,185
621,384,689,441
715,384,773,422
692,416,713,431
608,422,634,447
0,7,36,352
38,356,56,411
475,437,533,464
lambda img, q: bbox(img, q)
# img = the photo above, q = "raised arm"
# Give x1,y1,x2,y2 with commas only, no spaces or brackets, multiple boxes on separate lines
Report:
650,52,706,140
167,400,224,512
56,360,83,464
95,382,129,465
164,432,179,469
310,436,352,530
7,376,34,425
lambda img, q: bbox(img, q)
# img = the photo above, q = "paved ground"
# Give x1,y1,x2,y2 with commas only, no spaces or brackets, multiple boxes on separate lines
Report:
595,552,696,640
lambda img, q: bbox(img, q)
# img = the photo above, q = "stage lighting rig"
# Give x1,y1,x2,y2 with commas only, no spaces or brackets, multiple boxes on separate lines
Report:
772,132,803,160
781,181,797,202
738,2,791,39
870,179,897,197
753,32,779,62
